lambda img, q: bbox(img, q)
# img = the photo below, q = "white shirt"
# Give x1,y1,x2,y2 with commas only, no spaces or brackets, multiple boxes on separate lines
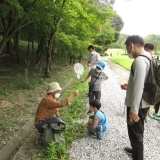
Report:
88,51,100,69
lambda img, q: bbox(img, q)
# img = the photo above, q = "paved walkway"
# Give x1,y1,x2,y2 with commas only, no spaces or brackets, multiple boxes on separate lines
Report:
69,60,160,160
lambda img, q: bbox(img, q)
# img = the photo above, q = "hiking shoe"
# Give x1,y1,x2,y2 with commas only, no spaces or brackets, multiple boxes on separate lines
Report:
151,113,157,119
90,133,97,138
154,116,160,121
124,147,132,156
87,110,93,115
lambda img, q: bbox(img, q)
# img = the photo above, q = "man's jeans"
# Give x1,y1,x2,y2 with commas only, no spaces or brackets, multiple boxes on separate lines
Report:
127,106,149,160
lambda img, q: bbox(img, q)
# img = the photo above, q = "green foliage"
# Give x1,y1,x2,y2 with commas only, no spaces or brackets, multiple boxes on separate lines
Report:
44,142,68,160
111,14,124,32
109,34,129,49
0,0,124,74
144,34,160,53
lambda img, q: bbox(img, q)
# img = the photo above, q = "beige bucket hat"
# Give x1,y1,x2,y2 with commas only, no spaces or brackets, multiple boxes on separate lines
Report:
47,82,62,93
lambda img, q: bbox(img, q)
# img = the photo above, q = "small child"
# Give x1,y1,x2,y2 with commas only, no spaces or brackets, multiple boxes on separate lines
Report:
86,99,108,140
81,61,108,114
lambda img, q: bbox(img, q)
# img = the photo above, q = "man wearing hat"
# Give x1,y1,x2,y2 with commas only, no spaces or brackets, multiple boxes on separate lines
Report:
35,82,79,134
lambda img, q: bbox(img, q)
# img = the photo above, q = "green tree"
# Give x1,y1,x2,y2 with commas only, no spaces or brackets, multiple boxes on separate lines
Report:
0,0,40,55
144,34,160,53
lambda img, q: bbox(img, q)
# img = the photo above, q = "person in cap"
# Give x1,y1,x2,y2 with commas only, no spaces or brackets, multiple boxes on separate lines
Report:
35,82,79,134
81,61,108,114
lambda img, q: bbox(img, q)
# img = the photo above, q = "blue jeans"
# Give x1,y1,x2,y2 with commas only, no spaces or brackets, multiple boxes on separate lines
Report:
97,125,106,140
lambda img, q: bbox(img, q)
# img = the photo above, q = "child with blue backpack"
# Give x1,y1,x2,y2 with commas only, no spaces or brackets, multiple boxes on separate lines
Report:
86,99,108,140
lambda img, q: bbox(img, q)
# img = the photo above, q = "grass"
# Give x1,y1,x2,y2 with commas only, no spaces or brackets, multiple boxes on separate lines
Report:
106,48,133,70
109,55,133,70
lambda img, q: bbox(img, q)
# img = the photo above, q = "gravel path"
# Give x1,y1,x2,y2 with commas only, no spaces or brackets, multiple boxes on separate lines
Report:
69,60,160,160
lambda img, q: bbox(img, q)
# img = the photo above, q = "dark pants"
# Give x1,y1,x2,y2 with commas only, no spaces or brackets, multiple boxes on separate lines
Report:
89,91,101,102
35,117,58,134
127,107,149,160
154,101,160,113
88,82,101,102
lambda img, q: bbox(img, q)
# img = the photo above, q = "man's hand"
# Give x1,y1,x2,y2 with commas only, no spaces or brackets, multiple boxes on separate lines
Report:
72,90,79,96
87,63,91,67
129,112,140,122
101,77,108,82
121,83,128,90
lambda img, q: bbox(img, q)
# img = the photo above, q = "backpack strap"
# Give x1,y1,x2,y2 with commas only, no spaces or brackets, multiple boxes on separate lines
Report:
131,54,151,76
100,110,107,127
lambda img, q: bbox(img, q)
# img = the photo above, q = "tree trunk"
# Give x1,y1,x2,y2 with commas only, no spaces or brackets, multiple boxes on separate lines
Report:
31,40,34,54
14,31,20,63
27,32,31,55
36,37,44,63
73,57,75,64
69,56,73,65
27,40,30,55
0,38,7,55
79,56,82,62
45,44,52,77
6,40,12,54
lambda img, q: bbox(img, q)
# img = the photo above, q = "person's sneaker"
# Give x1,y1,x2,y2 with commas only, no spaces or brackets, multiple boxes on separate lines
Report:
90,133,97,138
151,113,157,119
124,147,132,156
86,110,93,115
155,116,160,121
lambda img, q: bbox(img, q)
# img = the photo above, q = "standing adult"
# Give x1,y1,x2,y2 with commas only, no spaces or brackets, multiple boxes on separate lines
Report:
87,45,100,69
144,42,160,120
144,42,157,59
121,35,151,160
